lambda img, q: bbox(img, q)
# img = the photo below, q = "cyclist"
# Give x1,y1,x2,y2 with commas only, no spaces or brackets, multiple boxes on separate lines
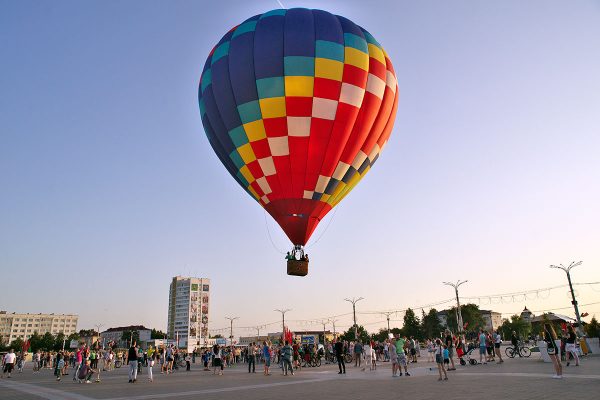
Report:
511,331,521,357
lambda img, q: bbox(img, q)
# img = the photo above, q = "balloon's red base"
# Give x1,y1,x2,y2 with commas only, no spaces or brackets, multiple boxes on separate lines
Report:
265,199,333,246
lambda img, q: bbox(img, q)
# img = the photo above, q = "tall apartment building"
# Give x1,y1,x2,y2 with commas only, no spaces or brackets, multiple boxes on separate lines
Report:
167,276,210,352
0,311,78,345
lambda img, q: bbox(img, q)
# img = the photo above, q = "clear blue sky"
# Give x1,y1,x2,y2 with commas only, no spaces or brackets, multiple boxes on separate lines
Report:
1,0,599,336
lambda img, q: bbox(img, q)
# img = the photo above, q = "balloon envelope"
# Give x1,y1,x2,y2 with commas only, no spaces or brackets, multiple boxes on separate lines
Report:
199,8,398,245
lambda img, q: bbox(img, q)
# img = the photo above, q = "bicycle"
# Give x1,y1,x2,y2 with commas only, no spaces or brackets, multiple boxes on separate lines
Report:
505,343,531,358
114,360,122,368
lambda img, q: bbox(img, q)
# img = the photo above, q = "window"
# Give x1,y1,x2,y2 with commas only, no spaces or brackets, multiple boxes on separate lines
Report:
203,285,209,291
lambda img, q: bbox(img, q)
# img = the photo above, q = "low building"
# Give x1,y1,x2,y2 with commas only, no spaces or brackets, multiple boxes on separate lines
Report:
0,311,78,345
480,310,503,331
437,309,502,332
100,325,151,348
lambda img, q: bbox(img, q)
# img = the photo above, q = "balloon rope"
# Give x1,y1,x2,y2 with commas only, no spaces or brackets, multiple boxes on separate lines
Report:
263,210,287,254
305,206,339,249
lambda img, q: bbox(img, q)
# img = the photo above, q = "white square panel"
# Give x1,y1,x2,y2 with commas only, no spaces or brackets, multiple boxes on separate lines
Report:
339,83,365,108
267,136,289,156
258,156,276,176
287,117,311,137
312,97,338,120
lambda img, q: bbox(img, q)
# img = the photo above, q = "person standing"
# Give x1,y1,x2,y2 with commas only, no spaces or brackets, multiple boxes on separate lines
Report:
147,345,155,382
185,353,191,371
395,335,410,376
435,339,448,381
494,330,504,363
262,341,271,376
54,353,65,381
444,330,456,370
281,341,294,376
72,346,83,381
247,342,256,373
127,341,138,383
389,340,398,377
212,344,223,376
2,349,16,378
353,341,363,367
544,324,562,378
334,340,346,374
565,325,580,367
478,329,488,364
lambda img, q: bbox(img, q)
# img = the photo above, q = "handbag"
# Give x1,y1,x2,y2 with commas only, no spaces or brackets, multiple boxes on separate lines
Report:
546,343,556,355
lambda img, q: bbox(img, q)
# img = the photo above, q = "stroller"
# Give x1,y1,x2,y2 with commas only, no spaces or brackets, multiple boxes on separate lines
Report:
457,343,478,366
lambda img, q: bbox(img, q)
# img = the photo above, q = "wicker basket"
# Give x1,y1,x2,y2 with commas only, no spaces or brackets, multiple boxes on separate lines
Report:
287,259,309,276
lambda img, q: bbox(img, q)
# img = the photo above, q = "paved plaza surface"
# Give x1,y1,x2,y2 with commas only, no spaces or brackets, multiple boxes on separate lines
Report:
1,354,598,400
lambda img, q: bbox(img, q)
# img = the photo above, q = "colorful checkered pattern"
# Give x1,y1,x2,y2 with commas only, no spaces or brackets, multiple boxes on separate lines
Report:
199,8,398,245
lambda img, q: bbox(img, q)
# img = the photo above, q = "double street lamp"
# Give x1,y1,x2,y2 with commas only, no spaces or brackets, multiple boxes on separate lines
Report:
443,280,468,333
550,261,583,333
344,297,364,341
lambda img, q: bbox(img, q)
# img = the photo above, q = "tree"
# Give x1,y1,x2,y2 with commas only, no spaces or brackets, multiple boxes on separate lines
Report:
422,308,444,339
211,334,224,339
151,329,166,339
40,332,55,351
585,316,599,345
339,325,370,343
79,329,96,337
445,304,485,333
401,308,422,339
28,332,43,352
121,330,140,346
9,337,25,351
500,315,531,340
372,327,402,342
54,332,66,351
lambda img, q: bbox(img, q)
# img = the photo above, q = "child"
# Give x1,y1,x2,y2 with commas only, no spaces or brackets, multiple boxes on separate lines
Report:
435,339,448,381
55,353,65,381
443,345,450,368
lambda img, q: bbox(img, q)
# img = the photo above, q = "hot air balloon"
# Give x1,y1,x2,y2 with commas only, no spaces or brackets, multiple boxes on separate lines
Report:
198,8,398,276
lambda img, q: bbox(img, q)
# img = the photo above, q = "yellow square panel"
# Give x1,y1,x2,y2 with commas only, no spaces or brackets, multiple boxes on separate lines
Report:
248,185,260,200
240,165,255,184
243,119,266,142
237,143,256,164
315,58,343,81
367,43,386,66
344,47,369,71
320,194,331,203
285,76,314,97
259,97,286,119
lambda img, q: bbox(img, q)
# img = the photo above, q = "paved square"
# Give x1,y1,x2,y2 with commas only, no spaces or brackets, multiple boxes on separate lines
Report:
1,354,598,400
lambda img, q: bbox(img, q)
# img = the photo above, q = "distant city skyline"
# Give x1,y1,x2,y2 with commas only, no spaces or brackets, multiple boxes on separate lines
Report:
1,0,599,338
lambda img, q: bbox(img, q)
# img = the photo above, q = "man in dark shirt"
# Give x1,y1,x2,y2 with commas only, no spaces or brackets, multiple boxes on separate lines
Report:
511,331,521,357
126,341,138,383
334,340,346,374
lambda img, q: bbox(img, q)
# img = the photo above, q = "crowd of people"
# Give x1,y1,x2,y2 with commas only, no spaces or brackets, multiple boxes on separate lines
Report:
0,324,586,384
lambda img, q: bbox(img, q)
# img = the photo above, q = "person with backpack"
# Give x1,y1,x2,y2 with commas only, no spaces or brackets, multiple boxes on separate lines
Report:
54,352,65,381
281,341,294,376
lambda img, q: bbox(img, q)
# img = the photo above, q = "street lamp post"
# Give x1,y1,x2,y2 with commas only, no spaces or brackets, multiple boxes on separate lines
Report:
225,317,239,345
328,318,339,340
274,309,291,342
344,297,364,341
443,280,468,333
550,261,584,333
94,323,103,383
380,311,396,335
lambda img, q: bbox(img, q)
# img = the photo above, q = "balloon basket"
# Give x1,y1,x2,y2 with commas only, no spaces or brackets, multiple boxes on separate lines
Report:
287,260,308,276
